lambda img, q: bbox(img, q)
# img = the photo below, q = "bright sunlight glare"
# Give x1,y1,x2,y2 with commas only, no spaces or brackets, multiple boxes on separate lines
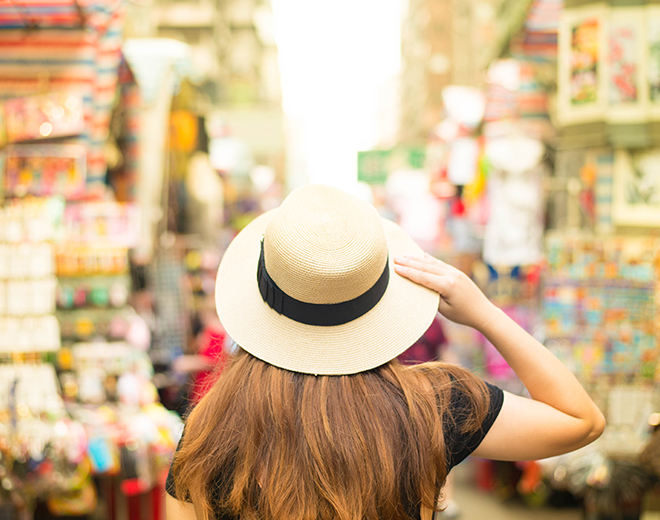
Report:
271,0,403,191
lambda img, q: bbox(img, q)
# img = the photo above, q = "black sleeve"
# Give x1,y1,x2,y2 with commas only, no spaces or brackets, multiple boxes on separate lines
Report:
444,381,504,471
166,435,240,520
166,432,186,500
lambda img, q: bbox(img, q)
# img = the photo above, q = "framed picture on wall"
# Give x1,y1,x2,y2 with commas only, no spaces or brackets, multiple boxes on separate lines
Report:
613,148,660,226
608,8,647,123
646,5,660,118
558,3,608,126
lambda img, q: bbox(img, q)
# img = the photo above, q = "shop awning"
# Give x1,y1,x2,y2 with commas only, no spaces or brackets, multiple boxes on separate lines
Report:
0,0,122,31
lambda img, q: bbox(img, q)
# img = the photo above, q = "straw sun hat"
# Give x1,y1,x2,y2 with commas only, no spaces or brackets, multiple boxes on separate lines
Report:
215,184,440,375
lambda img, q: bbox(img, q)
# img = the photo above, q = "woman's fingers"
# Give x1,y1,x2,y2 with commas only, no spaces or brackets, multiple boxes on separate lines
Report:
393,255,448,275
396,252,494,329
395,253,456,274
393,262,451,295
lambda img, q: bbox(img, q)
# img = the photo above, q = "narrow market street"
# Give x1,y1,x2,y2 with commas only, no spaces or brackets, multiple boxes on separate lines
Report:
452,465,582,520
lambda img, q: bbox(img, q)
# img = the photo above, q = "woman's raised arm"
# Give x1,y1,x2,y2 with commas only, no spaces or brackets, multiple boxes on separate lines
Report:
393,254,605,462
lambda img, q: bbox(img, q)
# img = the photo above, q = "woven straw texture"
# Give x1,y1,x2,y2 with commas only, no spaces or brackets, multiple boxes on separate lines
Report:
264,185,388,304
215,185,440,375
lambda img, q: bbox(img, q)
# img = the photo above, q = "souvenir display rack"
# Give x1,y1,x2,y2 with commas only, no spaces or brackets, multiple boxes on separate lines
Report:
0,66,182,520
479,263,543,396
543,234,660,457
0,200,182,520
543,234,659,386
0,197,88,519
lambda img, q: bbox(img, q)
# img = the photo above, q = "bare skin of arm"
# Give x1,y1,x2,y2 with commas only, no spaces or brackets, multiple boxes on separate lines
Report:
166,493,203,520
394,253,605,461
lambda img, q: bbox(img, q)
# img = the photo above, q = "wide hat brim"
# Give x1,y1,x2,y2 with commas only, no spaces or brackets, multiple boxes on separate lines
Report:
215,211,440,375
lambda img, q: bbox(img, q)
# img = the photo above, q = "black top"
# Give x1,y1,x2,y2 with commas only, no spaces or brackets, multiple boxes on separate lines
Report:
166,381,504,519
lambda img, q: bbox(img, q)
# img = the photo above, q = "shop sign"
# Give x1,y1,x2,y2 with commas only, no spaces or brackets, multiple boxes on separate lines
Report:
357,150,391,185
357,147,426,185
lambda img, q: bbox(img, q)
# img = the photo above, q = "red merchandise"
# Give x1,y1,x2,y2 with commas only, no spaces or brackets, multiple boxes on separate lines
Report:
190,325,229,402
398,315,447,365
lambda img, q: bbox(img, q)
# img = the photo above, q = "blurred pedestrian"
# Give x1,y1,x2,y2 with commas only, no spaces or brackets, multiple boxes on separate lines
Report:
172,300,229,412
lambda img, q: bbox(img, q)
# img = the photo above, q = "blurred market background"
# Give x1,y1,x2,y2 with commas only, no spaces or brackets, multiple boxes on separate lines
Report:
1,0,660,518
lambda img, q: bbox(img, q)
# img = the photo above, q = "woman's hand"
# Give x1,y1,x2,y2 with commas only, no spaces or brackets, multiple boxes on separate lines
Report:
393,254,498,331
396,253,606,461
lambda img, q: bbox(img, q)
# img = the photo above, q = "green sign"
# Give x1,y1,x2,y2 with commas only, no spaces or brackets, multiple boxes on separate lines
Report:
357,147,426,185
407,147,426,169
357,150,392,185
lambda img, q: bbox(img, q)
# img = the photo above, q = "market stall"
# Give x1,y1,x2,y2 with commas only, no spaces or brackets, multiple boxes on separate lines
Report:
0,2,184,518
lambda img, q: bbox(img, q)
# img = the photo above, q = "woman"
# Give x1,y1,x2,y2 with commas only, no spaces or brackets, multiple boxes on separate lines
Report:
166,185,605,520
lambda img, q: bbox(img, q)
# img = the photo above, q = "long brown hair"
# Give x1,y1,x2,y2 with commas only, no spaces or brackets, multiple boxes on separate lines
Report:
171,349,489,520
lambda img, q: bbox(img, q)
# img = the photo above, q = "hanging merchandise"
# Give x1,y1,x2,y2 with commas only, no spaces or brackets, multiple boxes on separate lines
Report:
543,235,659,385
462,155,490,213
515,0,562,61
424,86,489,255
106,57,143,203
170,110,199,154
438,86,486,192
0,194,181,519
478,263,542,393
483,134,545,267
62,342,182,484
63,201,140,246
582,459,654,519
4,144,87,199
149,245,191,366
4,92,85,143
0,0,128,191
0,103,6,148
447,138,480,186
0,198,63,354
541,234,660,513
122,38,194,261
441,86,486,132
0,6,190,520
55,203,138,345
385,169,445,254
185,152,225,239
484,59,554,143
0,336,95,517
433,86,487,191
541,234,660,496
